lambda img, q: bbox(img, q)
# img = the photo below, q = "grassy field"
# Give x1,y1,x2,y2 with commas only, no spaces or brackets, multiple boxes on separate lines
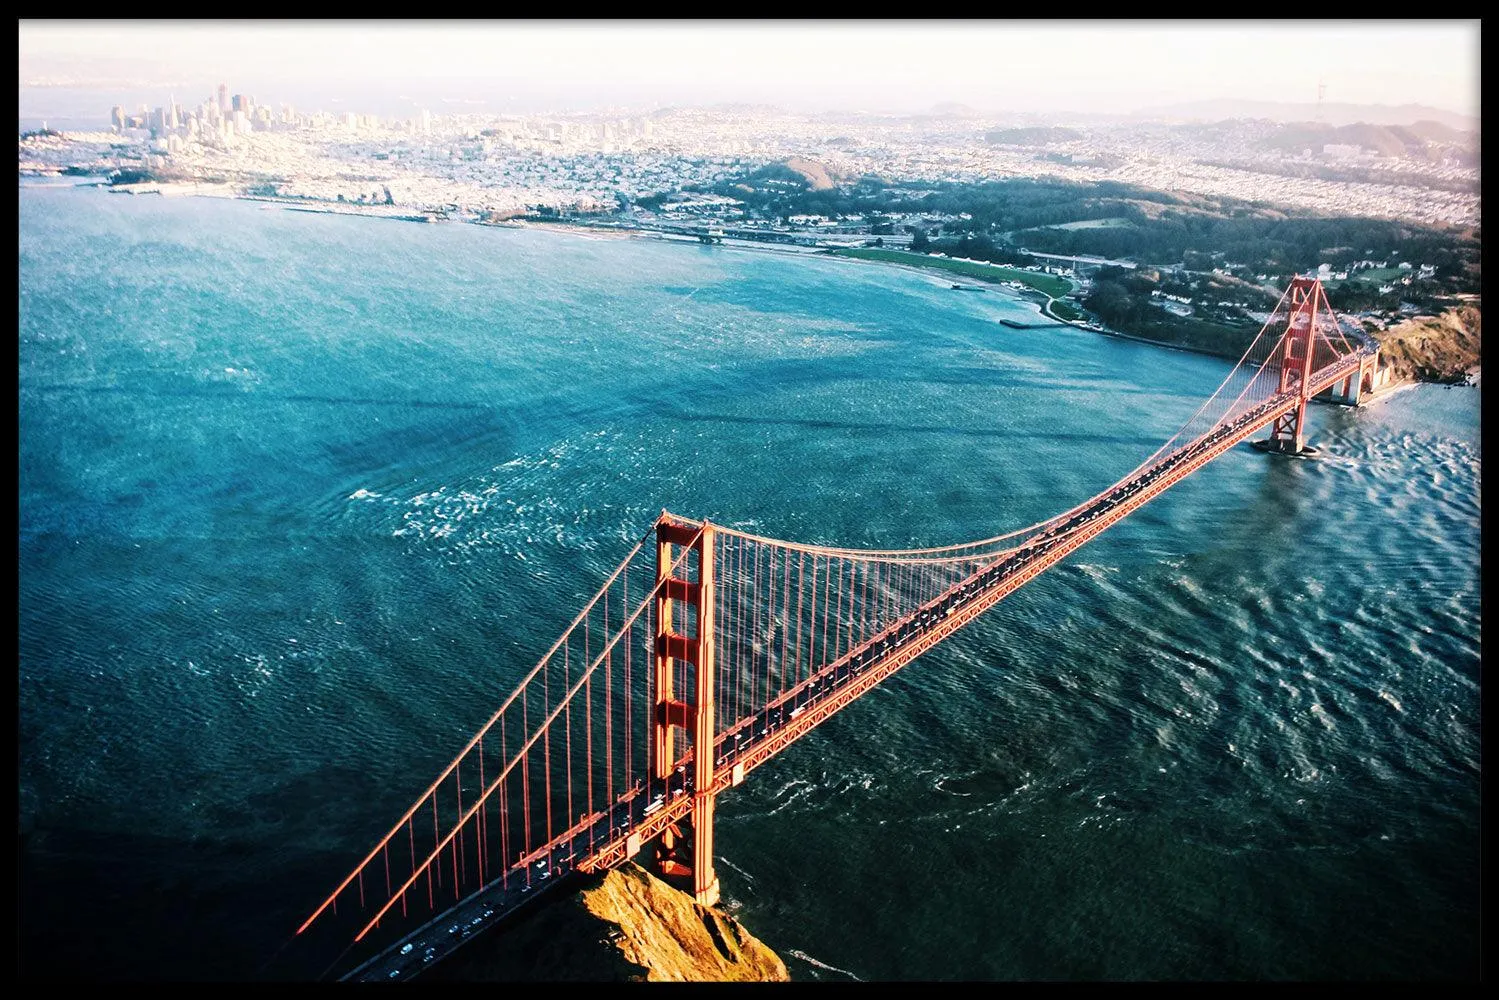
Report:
829,248,1074,298
1347,266,1407,283
1049,299,1083,321
1325,266,1406,287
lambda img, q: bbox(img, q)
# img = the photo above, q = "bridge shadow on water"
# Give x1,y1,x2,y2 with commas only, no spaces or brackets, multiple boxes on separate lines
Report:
19,761,431,982
20,824,337,982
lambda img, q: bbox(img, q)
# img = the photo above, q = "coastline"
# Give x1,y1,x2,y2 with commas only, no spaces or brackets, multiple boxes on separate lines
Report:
1085,325,1242,363
518,220,830,258
815,250,1050,304
25,178,1076,328
26,182,1469,389
153,192,1049,301
522,220,841,264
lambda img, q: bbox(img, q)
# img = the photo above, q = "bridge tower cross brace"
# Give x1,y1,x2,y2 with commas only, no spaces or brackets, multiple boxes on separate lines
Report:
1265,276,1321,455
651,513,720,907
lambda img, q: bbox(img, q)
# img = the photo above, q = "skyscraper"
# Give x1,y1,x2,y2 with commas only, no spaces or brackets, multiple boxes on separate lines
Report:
218,83,228,112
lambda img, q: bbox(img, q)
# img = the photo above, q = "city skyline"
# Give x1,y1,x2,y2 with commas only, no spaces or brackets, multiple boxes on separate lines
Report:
20,20,1482,121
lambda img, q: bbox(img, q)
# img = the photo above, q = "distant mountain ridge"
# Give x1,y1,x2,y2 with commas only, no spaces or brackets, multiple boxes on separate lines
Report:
927,102,981,118
1258,120,1475,159
1142,98,1477,132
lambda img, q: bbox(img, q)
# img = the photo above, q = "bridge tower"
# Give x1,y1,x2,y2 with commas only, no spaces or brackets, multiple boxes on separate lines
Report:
1260,276,1324,455
651,513,720,906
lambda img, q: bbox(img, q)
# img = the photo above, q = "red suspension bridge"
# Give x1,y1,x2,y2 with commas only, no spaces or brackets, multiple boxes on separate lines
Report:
291,277,1387,980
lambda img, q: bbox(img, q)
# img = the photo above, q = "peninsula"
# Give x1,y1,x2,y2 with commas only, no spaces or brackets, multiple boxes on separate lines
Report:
427,862,789,982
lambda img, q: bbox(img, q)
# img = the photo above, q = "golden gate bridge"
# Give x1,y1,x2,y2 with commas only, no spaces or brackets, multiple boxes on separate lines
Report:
289,277,1386,980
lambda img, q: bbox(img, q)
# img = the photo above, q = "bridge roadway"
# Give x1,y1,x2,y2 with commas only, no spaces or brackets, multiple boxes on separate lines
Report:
347,350,1367,981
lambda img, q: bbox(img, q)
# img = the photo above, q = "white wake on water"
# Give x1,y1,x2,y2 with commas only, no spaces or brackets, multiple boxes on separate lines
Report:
787,948,863,981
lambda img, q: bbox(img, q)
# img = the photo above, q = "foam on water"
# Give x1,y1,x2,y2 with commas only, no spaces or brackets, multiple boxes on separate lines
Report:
787,948,863,981
18,187,1479,981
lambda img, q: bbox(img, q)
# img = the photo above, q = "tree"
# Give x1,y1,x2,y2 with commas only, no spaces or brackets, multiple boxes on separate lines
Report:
1084,280,1137,325
910,228,930,253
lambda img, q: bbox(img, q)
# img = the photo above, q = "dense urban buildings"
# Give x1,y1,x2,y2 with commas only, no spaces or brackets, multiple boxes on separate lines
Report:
16,84,1479,229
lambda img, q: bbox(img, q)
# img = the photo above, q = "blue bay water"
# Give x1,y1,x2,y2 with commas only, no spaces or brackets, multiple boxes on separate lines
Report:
19,182,1480,980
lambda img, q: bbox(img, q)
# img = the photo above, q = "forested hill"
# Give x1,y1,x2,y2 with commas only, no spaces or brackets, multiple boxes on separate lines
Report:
695,172,1478,291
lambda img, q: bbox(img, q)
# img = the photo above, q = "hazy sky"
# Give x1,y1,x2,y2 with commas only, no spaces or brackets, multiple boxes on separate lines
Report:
19,20,1482,119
